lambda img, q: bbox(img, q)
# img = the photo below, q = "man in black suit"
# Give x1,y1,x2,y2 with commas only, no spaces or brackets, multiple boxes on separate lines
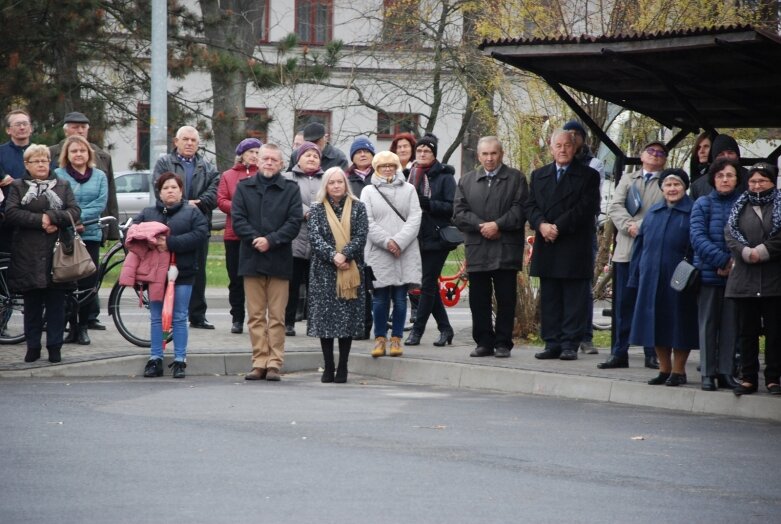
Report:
524,129,601,361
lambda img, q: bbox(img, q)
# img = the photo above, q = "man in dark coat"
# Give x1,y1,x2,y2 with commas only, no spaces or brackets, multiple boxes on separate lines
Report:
0,109,33,253
524,129,601,361
301,122,348,171
232,144,303,382
689,134,747,200
152,126,220,329
453,136,527,358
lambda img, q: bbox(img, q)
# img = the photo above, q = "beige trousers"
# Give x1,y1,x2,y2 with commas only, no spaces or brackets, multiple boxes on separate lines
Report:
244,275,289,371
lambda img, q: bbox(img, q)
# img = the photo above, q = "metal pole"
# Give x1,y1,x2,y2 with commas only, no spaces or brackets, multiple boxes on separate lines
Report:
149,0,168,202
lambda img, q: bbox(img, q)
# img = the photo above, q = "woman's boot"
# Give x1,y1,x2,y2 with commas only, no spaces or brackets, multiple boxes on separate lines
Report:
371,337,387,358
335,339,351,383
321,338,335,383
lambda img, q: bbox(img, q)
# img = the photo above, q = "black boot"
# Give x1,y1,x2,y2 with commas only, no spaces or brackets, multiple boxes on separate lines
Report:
47,347,62,363
405,330,422,345
335,338,351,383
321,338,335,383
77,327,91,345
24,347,41,363
63,322,77,344
432,328,454,347
717,374,740,390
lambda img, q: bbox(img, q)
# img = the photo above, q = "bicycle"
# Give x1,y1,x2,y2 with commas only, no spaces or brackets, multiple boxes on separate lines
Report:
438,247,468,307
0,216,170,347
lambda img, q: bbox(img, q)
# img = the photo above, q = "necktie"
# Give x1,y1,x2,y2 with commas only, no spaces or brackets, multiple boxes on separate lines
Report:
644,172,653,184
557,167,564,182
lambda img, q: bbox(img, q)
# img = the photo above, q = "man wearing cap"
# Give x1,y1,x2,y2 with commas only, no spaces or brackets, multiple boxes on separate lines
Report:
598,140,668,370
690,134,747,200
217,137,262,334
152,125,220,329
301,122,348,172
524,129,600,362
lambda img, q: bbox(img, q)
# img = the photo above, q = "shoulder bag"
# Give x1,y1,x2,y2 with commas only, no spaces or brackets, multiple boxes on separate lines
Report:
670,257,699,293
52,214,97,283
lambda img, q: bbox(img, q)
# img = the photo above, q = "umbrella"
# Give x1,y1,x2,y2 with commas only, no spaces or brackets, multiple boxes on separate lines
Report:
161,253,178,351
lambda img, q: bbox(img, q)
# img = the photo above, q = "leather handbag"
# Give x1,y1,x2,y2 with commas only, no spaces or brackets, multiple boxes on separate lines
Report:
52,215,97,283
670,258,699,292
437,225,464,249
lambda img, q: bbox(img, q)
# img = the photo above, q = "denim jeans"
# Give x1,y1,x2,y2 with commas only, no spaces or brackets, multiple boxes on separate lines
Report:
373,285,408,338
150,283,193,362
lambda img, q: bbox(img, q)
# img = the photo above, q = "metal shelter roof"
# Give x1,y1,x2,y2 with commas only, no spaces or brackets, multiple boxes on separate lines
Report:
480,25,781,132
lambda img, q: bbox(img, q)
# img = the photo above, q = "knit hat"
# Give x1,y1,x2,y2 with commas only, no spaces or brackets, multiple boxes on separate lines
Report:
658,168,690,190
303,122,326,142
64,111,89,124
563,120,587,139
416,133,438,157
711,134,741,160
747,162,777,182
297,141,321,159
235,137,262,157
350,137,375,160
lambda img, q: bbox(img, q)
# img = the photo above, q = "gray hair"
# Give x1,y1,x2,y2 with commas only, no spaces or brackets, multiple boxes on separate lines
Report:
549,128,574,145
175,125,199,139
477,136,503,152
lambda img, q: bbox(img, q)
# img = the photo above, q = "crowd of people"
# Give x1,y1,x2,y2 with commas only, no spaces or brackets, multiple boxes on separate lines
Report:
1,108,779,396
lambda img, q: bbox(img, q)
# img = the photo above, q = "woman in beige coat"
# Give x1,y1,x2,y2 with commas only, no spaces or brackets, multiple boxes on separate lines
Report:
360,151,421,358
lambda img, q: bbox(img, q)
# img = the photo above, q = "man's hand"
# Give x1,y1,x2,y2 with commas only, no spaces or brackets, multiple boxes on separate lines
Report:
478,221,500,240
252,236,270,252
627,222,639,238
539,222,558,242
387,239,401,258
188,199,201,207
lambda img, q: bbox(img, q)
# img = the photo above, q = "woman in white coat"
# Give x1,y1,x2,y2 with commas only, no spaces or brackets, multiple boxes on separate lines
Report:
360,151,422,358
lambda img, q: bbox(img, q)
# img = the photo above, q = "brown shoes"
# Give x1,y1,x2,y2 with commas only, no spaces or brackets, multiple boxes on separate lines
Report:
265,368,281,381
244,368,267,380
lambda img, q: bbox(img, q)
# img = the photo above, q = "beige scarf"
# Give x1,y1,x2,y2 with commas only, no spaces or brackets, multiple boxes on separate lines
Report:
324,197,361,300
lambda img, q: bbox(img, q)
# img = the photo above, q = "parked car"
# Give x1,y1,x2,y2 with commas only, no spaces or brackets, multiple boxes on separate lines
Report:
114,170,225,230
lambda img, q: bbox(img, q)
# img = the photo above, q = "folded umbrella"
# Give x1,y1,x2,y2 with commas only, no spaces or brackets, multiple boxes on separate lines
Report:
161,254,177,351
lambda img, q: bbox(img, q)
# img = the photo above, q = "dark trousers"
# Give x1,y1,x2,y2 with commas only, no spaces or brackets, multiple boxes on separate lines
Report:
735,296,781,386
188,237,209,323
611,262,655,359
23,287,67,351
469,269,517,350
411,249,451,335
285,257,309,325
224,240,245,324
697,285,736,377
74,241,101,327
539,277,590,352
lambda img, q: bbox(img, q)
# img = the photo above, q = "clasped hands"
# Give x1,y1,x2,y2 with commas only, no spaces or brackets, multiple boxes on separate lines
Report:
478,221,500,240
539,222,559,242
333,252,350,270
41,214,58,234
387,239,402,258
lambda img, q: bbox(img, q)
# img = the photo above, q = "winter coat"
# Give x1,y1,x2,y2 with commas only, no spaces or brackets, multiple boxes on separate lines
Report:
217,162,257,241
55,167,109,243
4,172,81,293
724,198,781,298
284,165,323,259
346,165,373,197
152,150,220,228
690,167,748,201
360,172,422,288
306,198,368,338
412,161,457,251
453,163,527,272
131,200,209,286
231,172,303,280
608,169,664,263
524,161,600,279
119,221,172,302
321,143,349,172
690,188,740,287
628,196,699,349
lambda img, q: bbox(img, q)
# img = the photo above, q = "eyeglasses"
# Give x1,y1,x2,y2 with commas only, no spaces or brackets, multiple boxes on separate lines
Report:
25,159,50,165
645,148,667,158
9,121,31,129
714,173,737,180
748,179,773,186
377,164,397,170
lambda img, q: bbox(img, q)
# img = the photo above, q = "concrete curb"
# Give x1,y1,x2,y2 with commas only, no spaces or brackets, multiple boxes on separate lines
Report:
2,352,778,423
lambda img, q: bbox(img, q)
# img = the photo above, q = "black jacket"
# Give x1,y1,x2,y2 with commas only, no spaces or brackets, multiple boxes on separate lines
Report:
412,161,457,251
231,173,303,279
152,151,220,228
346,165,373,198
134,200,209,284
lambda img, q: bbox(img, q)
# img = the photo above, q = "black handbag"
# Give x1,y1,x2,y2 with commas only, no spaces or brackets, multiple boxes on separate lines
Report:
437,225,463,249
670,258,699,292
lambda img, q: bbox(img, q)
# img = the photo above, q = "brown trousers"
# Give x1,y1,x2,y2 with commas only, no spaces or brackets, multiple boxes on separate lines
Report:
244,275,289,371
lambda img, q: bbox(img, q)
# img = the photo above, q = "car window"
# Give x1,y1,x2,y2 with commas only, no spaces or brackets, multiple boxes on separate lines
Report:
116,173,149,193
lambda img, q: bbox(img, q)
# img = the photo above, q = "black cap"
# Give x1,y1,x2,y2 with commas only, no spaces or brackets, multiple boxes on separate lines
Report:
658,168,690,190
64,111,89,124
303,122,326,142
563,120,587,139
748,162,778,181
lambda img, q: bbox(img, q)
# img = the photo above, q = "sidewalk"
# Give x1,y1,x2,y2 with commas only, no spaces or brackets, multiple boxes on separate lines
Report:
1,290,778,422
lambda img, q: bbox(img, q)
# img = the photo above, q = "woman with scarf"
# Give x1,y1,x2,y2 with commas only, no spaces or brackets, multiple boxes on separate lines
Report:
217,138,262,334
306,167,368,383
689,131,715,185
390,132,417,178
404,133,457,347
55,135,108,346
629,168,698,387
725,162,781,396
283,141,324,336
345,136,375,197
4,144,80,363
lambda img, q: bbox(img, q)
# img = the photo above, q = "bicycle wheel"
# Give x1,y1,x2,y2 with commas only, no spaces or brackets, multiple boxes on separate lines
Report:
109,283,170,347
0,261,25,344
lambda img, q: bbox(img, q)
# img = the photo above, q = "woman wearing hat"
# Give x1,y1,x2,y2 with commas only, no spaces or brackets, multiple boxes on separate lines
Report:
345,136,375,198
690,157,742,391
217,138,262,334
724,162,781,396
283,141,324,336
629,168,699,386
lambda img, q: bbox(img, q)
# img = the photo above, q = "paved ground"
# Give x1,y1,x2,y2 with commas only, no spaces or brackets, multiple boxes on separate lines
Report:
1,375,779,524
1,290,778,422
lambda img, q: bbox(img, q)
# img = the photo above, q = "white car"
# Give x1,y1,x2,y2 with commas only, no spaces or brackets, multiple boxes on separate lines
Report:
114,170,225,230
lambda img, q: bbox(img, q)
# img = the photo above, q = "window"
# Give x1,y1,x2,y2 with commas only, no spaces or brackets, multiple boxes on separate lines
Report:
377,112,419,138
382,0,420,45
294,110,332,137
245,108,270,141
295,0,332,45
253,0,270,43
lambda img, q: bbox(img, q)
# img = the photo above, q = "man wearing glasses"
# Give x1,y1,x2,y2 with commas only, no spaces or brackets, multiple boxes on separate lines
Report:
598,141,668,370
0,109,33,252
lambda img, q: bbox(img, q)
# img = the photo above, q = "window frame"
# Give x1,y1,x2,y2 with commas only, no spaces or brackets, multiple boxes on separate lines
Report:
245,107,270,142
294,110,332,138
376,112,420,139
295,0,333,45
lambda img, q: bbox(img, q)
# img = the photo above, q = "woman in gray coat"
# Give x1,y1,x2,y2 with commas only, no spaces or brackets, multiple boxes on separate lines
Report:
307,167,368,383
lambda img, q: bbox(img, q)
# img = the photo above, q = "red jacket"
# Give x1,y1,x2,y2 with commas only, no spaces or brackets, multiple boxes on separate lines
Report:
217,162,258,241
119,221,171,301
